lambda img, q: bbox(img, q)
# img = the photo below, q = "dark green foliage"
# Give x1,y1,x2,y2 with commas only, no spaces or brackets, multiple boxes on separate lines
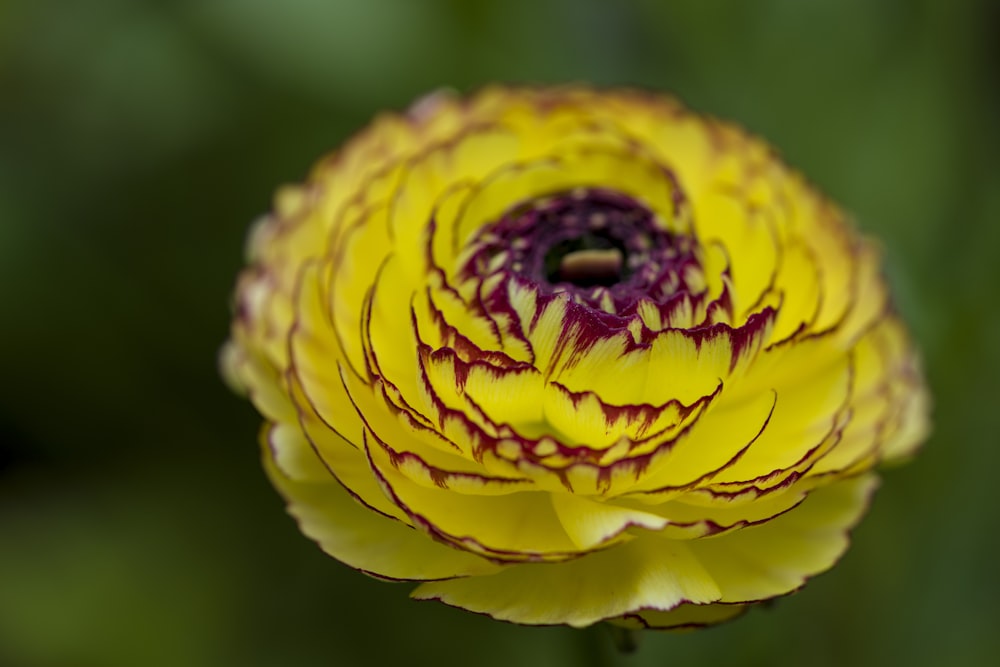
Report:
0,1,995,665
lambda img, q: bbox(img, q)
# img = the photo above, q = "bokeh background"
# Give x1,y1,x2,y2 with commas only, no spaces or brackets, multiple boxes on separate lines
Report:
1,1,997,665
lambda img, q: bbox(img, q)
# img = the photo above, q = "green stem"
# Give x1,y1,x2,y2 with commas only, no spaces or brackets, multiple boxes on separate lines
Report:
582,623,641,667
606,624,640,655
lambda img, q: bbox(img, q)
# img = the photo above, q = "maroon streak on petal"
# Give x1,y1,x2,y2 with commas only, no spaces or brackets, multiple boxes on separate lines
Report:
339,362,468,457
357,254,396,381
720,407,851,488
693,474,882,606
415,297,533,372
681,307,775,373
419,343,537,395
548,380,722,450
263,417,403,525
364,424,533,491
285,260,368,433
373,366,452,436
351,378,533,490
618,390,777,497
361,433,601,563
426,271,507,352
474,277,538,363
703,358,856,493
416,334,728,467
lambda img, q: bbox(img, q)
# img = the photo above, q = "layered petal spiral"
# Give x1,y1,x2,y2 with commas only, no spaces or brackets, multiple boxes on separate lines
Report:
223,87,929,629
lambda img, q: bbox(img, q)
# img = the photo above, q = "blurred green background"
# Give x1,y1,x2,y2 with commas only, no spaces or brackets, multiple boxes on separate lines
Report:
1,1,997,665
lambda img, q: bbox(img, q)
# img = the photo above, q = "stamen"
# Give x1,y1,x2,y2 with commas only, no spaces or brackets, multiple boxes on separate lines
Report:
558,248,624,286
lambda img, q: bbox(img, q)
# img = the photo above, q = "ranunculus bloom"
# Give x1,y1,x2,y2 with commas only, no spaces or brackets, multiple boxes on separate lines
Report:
222,87,930,629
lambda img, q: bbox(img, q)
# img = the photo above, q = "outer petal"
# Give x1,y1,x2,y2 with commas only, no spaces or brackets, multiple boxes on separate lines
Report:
363,435,589,561
612,603,747,630
688,472,879,602
263,427,502,581
411,534,721,627
411,472,876,625
224,87,930,631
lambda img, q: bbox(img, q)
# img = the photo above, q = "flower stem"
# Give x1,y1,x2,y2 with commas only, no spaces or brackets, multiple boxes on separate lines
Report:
606,624,640,654
582,623,640,667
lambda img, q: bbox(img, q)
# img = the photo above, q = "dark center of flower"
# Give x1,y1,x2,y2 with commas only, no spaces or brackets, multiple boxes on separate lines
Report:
463,188,701,312
546,238,626,287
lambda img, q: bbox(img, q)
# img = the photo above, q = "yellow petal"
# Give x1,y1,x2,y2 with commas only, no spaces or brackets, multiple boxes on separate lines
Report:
624,385,777,496
412,534,721,627
288,261,365,444
688,473,878,602
550,492,667,550
340,369,533,494
552,310,774,408
392,126,521,265
450,145,687,252
611,602,747,630
707,335,852,484
226,344,296,423
616,481,814,541
811,317,929,474
540,382,699,450
284,374,413,520
328,202,393,378
265,420,331,483
418,345,545,439
363,445,582,561
695,188,780,319
263,427,501,581
768,240,823,342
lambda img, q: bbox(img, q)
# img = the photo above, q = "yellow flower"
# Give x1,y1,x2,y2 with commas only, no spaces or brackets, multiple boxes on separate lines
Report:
222,87,930,630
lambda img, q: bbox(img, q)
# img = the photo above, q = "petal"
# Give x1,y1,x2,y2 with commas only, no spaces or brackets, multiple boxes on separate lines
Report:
695,187,780,318
878,373,930,464
623,384,777,496
450,144,688,252
363,440,582,561
612,603,747,630
808,321,896,475
550,492,668,550
768,240,823,342
340,367,534,493
541,382,704,450
266,420,331,483
289,261,365,443
616,482,813,541
390,126,521,261
412,534,721,627
688,473,879,602
226,344,297,423
285,374,413,519
811,318,930,474
551,308,775,408
263,427,502,581
706,334,853,484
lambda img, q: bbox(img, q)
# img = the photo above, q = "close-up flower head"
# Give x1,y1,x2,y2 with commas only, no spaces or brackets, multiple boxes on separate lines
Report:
222,86,930,630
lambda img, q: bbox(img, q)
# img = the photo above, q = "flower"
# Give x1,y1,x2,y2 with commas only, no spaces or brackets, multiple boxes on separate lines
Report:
222,86,930,630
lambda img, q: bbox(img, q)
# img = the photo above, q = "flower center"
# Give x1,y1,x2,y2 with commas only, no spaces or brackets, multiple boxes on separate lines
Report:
546,238,625,287
463,188,700,313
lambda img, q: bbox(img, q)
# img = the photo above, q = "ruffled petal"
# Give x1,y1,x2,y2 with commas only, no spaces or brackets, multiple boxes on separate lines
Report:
263,427,502,581
688,473,878,602
612,603,747,630
225,86,930,632
411,533,721,627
